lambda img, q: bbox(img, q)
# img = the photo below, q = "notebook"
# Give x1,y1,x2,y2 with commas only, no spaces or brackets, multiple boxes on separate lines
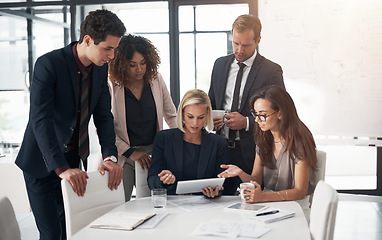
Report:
90,211,156,231
250,207,295,223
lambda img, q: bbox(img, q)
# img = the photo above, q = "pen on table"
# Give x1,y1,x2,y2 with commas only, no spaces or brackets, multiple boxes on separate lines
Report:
256,210,279,216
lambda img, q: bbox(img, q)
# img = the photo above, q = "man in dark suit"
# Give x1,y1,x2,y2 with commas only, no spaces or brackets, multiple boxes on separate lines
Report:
15,10,126,239
208,14,285,195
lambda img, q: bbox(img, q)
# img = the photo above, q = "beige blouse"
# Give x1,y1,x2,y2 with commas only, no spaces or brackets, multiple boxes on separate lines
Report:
109,73,177,167
258,145,313,195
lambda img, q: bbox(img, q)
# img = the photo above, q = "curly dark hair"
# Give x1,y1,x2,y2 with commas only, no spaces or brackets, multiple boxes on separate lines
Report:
108,34,160,86
249,85,317,171
79,9,126,44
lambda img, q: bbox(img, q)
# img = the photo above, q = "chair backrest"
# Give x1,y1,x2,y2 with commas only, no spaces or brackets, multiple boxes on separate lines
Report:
310,181,339,240
61,171,124,238
310,149,326,188
309,150,327,206
0,196,21,240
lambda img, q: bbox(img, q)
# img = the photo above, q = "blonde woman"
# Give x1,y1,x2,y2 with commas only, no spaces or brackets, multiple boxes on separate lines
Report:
148,89,227,198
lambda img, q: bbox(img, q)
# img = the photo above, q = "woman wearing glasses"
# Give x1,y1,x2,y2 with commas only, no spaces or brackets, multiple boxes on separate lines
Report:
218,85,317,217
108,34,177,201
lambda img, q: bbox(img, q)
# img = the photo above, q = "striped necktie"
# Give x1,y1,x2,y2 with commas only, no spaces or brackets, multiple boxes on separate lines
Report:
79,70,90,161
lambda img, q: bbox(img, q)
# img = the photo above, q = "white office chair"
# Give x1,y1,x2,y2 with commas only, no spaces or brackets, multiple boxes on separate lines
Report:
61,171,124,238
310,181,338,240
0,196,21,240
309,150,327,206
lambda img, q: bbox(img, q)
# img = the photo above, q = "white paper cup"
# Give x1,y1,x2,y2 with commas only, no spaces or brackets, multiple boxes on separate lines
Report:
212,110,226,120
240,182,255,201
151,188,167,208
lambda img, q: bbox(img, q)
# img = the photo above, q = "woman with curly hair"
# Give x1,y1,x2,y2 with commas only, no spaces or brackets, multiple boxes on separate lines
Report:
218,85,317,219
108,34,177,201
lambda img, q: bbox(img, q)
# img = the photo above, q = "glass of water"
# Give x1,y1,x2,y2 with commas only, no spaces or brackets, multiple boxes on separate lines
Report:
151,188,167,208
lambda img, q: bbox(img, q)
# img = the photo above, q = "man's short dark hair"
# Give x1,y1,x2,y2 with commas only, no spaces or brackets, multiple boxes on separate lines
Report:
79,9,126,44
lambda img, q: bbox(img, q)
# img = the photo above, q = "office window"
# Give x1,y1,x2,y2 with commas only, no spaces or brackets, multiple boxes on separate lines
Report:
178,4,248,98
105,2,170,88
33,8,68,59
0,15,28,90
0,7,67,146
0,91,29,145
0,13,29,146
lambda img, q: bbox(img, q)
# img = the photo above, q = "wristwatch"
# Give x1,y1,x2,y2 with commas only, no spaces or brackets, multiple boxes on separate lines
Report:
104,155,117,163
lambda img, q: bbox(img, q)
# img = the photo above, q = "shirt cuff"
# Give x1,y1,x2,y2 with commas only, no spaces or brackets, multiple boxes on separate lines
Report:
55,165,70,176
245,117,250,131
122,148,135,159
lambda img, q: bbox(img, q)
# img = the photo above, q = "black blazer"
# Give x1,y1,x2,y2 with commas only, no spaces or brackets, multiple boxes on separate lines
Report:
208,53,285,173
147,128,227,194
16,42,117,178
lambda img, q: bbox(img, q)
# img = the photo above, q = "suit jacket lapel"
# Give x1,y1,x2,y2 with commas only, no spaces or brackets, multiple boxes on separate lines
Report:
114,84,129,144
150,80,161,131
217,55,235,109
240,54,263,112
197,132,212,178
173,129,184,180
64,44,80,109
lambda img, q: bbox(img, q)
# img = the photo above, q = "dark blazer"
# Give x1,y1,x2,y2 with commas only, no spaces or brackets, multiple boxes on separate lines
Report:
208,53,285,173
147,128,227,195
16,42,117,178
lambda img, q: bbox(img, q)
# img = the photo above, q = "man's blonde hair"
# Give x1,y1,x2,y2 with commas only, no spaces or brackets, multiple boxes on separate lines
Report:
232,14,262,42
177,89,214,132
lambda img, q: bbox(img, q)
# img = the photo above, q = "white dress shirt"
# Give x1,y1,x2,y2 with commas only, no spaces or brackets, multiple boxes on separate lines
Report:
221,50,257,139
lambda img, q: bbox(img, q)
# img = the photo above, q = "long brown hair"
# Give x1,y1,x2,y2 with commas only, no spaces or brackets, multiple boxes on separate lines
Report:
108,34,160,86
249,85,317,170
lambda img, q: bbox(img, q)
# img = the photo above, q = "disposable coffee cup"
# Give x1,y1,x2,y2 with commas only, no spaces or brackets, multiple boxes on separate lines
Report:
151,188,167,208
240,182,255,201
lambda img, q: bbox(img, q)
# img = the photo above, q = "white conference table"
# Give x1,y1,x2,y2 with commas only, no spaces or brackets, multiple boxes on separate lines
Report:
71,196,311,240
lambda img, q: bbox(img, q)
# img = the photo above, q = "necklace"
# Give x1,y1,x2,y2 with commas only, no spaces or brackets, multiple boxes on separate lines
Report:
274,139,281,143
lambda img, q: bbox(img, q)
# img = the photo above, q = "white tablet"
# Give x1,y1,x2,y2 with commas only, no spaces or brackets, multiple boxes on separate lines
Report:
225,203,269,213
175,178,225,195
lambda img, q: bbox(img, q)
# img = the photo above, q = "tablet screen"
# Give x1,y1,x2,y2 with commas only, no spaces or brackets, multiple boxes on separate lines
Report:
225,203,269,212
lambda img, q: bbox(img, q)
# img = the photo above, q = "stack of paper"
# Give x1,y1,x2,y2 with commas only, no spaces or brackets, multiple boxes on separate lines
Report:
250,207,295,223
192,220,271,238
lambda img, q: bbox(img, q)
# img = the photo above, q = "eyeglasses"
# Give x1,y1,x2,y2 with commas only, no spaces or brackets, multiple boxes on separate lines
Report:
250,110,278,122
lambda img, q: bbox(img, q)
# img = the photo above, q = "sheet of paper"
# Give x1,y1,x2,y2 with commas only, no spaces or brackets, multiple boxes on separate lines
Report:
168,196,222,212
192,220,271,238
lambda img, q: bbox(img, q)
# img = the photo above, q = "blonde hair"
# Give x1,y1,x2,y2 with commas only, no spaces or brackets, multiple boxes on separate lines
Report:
232,14,262,42
177,89,214,132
